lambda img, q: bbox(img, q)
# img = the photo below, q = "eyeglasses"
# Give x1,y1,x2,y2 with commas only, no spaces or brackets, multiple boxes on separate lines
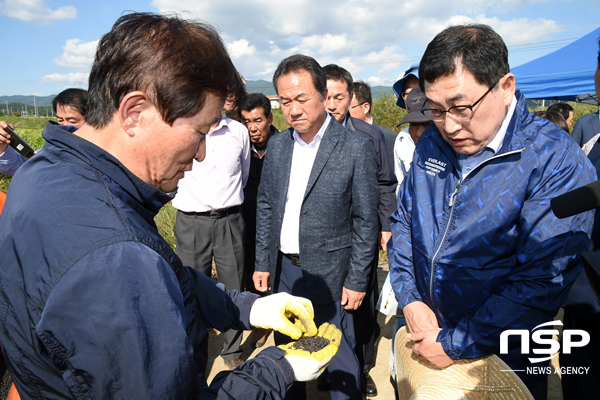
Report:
401,87,414,99
420,81,498,123
349,102,366,111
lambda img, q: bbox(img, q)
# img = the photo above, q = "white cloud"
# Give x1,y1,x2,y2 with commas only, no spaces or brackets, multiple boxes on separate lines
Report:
150,0,563,83
0,0,77,23
227,39,257,59
24,91,46,96
40,72,88,87
366,76,394,86
53,39,98,70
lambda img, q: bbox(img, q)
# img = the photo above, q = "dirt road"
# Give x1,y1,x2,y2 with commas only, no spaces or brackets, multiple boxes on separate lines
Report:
205,263,563,399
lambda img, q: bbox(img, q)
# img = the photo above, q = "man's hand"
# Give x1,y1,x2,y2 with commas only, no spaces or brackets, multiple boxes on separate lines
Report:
0,121,13,154
408,329,454,368
249,292,318,340
341,287,365,310
380,231,392,252
403,301,439,334
253,271,271,292
279,322,342,381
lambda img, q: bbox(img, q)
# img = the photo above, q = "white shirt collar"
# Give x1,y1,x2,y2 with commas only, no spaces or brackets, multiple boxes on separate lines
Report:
293,113,330,147
486,95,517,154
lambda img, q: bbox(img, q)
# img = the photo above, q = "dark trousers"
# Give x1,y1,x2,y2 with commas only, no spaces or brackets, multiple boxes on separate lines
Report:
274,254,362,400
242,222,259,294
354,255,380,371
174,209,245,361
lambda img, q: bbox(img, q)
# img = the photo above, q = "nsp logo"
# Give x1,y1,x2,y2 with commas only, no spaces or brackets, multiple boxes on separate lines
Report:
500,321,589,363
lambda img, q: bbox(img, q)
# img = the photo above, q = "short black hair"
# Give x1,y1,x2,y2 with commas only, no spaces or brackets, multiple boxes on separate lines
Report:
52,88,88,116
323,64,354,94
352,81,372,107
419,24,509,91
273,54,327,98
241,93,271,118
86,12,244,129
547,102,574,121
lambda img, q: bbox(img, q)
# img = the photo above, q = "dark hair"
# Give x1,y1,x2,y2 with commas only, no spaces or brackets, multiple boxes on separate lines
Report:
547,102,574,121
52,88,88,116
542,111,570,133
323,64,354,94
352,81,372,107
419,24,509,91
86,12,244,129
534,111,547,118
240,93,271,117
273,54,327,99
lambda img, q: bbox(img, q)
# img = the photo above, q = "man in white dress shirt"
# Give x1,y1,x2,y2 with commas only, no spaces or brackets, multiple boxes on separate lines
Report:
173,114,250,370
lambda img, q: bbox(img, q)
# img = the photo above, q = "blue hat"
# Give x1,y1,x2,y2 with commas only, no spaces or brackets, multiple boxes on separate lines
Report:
393,63,419,109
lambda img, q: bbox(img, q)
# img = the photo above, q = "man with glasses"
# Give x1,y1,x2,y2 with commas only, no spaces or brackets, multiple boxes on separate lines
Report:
350,80,397,164
388,24,595,400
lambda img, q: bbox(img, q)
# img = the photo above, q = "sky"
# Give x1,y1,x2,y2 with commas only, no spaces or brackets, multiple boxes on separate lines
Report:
1,0,600,96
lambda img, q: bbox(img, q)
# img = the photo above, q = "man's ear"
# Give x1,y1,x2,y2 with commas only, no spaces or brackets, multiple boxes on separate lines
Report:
119,91,152,138
364,102,371,116
500,73,516,107
267,112,273,126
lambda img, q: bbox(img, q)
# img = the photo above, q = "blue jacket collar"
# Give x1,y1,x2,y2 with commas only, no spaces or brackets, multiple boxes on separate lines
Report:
42,122,172,215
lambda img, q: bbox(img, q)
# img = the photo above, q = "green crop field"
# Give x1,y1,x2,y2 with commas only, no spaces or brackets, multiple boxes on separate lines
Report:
1,98,598,251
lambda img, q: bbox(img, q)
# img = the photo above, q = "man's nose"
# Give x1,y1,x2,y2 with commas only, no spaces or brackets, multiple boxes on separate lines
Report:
326,97,336,111
443,114,462,135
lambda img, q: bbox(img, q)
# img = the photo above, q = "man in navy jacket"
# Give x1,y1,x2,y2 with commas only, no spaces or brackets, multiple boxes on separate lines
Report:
0,13,339,400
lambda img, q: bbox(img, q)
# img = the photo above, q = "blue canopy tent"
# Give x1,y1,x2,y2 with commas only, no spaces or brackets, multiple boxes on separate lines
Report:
512,26,600,103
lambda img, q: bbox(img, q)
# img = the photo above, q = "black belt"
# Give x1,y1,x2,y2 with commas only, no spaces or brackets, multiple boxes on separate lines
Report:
183,205,241,219
281,252,301,267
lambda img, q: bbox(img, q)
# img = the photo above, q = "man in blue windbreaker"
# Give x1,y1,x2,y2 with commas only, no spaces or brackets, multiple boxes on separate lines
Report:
389,24,596,400
0,12,341,400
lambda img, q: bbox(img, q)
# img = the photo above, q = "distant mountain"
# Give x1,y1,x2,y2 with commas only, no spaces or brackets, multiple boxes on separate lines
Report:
0,95,55,107
0,81,395,107
246,80,394,98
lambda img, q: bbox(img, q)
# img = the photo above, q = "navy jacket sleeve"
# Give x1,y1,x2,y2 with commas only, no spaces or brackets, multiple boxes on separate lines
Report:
351,118,397,232
0,146,27,176
36,242,293,399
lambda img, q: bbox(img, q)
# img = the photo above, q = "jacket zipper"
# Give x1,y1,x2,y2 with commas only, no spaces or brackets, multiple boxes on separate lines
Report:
428,148,525,311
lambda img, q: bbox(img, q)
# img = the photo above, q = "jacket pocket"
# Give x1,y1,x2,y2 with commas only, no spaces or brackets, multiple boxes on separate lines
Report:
326,233,352,251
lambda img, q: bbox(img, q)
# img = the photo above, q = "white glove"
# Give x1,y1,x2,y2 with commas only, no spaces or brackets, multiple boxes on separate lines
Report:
249,293,318,340
279,323,342,381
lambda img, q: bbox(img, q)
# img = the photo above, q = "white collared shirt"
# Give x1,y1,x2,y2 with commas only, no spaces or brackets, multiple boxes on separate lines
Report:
172,117,250,212
279,113,331,254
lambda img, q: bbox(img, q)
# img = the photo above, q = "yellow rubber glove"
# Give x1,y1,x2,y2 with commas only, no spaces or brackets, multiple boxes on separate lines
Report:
278,323,342,381
249,293,318,340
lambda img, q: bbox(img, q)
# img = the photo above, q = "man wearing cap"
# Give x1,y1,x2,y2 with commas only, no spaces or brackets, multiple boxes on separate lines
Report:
392,64,420,111
389,24,595,400
393,87,432,188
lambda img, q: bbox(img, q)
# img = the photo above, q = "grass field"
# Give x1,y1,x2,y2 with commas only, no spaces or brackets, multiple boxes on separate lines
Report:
1,99,598,251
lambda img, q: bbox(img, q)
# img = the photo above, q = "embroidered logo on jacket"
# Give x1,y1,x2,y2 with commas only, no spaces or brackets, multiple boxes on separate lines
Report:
425,158,447,176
